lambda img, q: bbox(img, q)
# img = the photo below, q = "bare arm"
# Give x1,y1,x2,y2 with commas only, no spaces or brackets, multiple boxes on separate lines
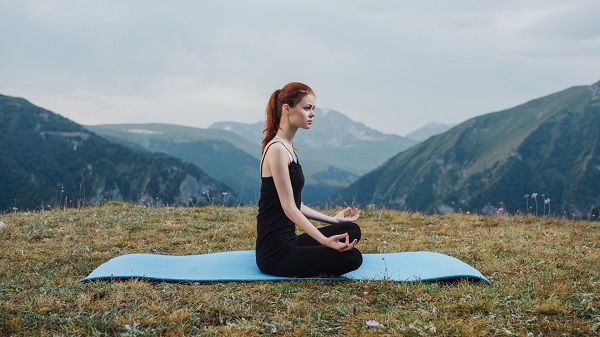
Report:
300,204,361,224
264,143,357,252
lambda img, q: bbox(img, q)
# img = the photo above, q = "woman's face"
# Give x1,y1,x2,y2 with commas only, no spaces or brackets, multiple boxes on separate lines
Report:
285,94,316,129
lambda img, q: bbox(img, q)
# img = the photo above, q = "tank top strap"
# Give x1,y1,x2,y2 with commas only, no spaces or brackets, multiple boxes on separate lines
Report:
260,141,296,176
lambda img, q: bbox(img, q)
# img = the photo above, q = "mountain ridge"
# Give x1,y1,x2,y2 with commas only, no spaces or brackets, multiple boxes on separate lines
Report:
210,107,417,175
334,81,600,219
5,81,597,217
0,94,236,211
405,122,455,142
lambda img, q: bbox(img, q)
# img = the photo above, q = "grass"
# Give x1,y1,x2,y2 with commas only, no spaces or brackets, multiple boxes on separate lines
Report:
0,202,598,336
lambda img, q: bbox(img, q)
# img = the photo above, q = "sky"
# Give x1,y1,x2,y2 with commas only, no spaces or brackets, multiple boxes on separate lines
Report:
1,0,599,136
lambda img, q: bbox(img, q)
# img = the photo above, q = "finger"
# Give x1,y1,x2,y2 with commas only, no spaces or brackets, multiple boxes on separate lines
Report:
334,235,350,251
345,208,353,217
340,239,357,252
343,207,352,217
341,233,350,243
330,233,347,242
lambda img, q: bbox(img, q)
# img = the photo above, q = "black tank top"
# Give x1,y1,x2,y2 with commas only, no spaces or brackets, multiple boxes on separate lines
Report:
256,142,304,268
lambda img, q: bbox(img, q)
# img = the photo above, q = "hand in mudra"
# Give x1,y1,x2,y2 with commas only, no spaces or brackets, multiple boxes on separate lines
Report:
334,207,361,223
323,232,357,252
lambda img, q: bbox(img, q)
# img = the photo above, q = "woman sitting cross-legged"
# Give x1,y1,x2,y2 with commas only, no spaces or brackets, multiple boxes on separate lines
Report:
256,82,363,277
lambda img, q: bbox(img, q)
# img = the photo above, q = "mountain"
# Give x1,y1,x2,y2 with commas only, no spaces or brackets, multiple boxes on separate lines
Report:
334,81,600,219
85,124,260,204
86,123,358,205
405,122,455,142
0,94,236,211
210,108,418,175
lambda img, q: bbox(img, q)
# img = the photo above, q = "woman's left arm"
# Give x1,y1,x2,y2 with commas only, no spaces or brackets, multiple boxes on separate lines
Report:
300,204,361,224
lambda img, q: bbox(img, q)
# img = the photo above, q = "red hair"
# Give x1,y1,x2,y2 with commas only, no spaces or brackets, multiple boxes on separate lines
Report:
262,82,315,153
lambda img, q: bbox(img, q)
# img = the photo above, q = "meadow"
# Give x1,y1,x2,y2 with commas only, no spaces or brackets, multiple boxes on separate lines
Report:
0,202,598,336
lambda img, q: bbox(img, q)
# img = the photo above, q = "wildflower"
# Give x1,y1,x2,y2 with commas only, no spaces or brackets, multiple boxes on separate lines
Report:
222,192,228,205
524,194,529,198
498,208,504,213
366,320,380,327
544,198,551,216
531,193,538,199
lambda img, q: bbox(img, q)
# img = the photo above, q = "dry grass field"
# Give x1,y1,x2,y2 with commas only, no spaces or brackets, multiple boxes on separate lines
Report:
1,202,598,336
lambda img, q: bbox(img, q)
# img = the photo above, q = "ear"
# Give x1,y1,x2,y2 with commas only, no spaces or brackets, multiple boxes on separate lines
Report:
282,103,290,114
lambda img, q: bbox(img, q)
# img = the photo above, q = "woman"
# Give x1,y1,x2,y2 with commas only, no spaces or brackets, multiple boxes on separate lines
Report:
256,82,363,277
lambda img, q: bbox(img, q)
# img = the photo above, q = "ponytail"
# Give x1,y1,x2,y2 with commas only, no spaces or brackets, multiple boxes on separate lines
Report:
262,82,314,153
262,89,281,153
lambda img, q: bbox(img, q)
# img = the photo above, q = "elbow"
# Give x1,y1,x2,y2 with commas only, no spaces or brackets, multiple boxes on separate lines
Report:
282,205,301,222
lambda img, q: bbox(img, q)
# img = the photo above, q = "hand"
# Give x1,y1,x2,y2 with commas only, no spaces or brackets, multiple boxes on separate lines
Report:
323,232,358,252
334,207,361,223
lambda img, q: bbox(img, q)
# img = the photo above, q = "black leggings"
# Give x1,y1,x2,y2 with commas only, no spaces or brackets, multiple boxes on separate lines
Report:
259,222,363,278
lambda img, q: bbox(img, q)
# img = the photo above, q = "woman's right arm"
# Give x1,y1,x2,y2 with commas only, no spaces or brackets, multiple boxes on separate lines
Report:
266,144,357,252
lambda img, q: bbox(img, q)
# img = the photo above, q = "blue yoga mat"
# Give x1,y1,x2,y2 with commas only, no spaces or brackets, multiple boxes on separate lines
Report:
82,250,490,283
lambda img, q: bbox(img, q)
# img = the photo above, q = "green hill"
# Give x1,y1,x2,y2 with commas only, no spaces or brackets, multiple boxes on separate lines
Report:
335,81,600,219
86,124,260,204
0,94,236,211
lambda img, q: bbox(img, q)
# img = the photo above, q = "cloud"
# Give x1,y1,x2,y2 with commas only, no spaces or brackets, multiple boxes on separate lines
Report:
1,0,598,135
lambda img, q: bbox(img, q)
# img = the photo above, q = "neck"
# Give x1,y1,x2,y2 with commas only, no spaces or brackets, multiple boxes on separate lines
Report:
275,125,297,144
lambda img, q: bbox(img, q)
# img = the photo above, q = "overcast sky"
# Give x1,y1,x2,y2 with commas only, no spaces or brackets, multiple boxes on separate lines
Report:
1,0,599,136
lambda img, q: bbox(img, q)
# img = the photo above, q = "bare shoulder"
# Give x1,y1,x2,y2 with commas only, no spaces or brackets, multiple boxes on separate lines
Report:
263,141,288,159
262,141,290,176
